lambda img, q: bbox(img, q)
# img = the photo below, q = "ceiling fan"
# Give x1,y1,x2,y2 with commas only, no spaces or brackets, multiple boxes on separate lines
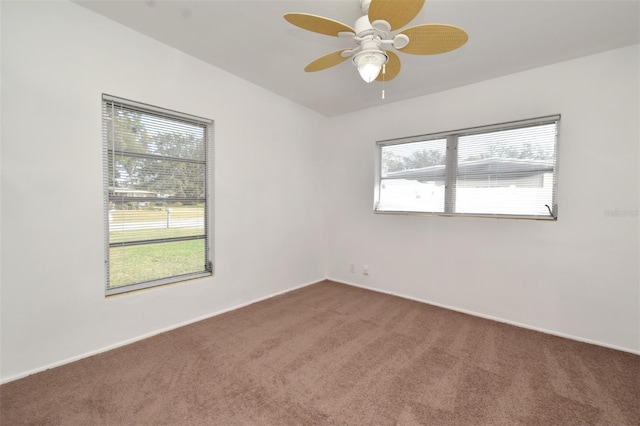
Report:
284,0,468,84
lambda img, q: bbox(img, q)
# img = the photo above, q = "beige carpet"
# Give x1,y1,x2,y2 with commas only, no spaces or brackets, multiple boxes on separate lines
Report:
1,280,638,425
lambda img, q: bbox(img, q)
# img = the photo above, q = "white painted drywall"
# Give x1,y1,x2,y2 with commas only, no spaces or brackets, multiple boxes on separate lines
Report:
325,45,640,352
1,0,638,384
0,1,326,382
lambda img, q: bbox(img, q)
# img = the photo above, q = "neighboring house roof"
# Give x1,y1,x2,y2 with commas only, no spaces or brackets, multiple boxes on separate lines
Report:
385,158,554,181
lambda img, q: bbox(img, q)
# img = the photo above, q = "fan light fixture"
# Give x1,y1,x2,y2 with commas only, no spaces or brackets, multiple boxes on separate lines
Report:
353,50,387,83
284,0,469,86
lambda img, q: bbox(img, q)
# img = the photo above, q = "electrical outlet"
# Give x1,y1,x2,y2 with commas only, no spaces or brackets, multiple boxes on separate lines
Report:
349,263,355,273
363,265,369,276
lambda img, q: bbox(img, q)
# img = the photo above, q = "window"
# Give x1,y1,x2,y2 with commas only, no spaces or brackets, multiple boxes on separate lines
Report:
102,94,213,295
375,115,559,219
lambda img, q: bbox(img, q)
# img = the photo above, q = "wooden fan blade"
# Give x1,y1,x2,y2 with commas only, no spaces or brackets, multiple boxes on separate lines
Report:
398,24,468,55
304,50,351,72
368,0,425,31
284,13,355,37
376,50,401,81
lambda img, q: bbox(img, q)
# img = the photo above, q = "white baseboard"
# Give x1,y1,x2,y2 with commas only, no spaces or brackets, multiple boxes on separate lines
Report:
4,276,636,385
0,278,321,385
329,277,640,356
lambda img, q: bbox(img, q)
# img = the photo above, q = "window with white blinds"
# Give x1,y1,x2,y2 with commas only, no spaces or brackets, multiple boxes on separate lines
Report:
102,94,213,295
376,115,560,219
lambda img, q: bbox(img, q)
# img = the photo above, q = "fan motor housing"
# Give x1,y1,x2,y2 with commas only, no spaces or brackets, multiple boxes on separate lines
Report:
355,15,373,35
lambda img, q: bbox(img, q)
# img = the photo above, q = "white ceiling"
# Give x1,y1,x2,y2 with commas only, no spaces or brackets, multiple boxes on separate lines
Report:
75,0,639,117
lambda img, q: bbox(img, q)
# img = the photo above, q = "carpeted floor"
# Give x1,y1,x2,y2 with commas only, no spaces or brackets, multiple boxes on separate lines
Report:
1,280,638,425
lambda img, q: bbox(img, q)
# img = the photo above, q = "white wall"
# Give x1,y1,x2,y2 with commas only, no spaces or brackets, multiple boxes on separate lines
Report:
1,1,638,385
0,1,327,382
325,45,640,352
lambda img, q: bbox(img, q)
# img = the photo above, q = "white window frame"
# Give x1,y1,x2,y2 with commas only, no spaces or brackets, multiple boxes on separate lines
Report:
102,94,214,295
374,115,560,220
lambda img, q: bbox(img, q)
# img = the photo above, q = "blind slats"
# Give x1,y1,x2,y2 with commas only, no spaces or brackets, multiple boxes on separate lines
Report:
376,116,559,219
102,94,212,295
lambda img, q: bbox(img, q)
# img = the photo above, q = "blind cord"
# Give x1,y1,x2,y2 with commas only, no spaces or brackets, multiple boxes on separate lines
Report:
545,204,556,218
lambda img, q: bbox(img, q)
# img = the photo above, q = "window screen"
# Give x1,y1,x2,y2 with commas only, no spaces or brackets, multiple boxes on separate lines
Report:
376,115,559,219
102,94,213,295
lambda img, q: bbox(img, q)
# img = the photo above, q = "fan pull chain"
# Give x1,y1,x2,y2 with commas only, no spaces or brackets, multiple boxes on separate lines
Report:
381,64,386,100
